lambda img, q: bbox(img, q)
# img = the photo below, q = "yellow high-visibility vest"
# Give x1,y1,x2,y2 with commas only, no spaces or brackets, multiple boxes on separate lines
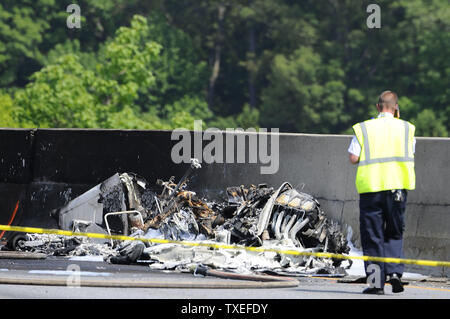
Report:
352,117,415,194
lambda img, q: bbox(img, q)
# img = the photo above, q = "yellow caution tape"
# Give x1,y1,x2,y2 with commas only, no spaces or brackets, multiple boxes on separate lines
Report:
1,224,449,268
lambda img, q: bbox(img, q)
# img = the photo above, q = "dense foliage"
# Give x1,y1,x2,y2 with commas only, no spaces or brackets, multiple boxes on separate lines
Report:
0,0,448,136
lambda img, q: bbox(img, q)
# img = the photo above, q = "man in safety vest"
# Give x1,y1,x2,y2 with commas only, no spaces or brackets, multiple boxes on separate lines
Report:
348,90,415,295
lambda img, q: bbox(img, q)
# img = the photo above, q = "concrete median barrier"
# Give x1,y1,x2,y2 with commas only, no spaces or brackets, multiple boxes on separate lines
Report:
0,128,448,276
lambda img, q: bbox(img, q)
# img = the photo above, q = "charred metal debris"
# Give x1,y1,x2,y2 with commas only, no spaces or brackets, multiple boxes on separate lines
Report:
7,159,350,276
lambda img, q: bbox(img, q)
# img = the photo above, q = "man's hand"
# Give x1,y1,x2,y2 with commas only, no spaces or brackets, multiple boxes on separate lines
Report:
394,107,400,118
349,153,360,165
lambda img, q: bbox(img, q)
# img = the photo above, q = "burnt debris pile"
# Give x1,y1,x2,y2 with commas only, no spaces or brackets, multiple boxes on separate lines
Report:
6,159,350,276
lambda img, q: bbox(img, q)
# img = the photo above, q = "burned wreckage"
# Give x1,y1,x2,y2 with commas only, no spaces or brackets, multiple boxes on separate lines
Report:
10,159,350,276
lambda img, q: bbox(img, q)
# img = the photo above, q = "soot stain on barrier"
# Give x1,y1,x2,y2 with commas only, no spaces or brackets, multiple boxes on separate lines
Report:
9,160,351,277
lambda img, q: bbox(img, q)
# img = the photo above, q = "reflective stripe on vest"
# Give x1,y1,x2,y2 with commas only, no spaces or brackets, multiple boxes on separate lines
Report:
358,120,414,166
352,118,415,193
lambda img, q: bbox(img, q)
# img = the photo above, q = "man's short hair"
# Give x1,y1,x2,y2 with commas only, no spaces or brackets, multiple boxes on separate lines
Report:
378,91,398,110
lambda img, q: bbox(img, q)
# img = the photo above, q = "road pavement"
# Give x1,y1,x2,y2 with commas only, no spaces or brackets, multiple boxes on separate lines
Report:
0,256,448,300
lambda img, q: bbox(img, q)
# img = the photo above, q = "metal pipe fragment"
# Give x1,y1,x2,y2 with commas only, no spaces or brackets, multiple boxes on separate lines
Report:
270,210,279,235
282,214,297,240
274,210,285,239
280,214,291,234
289,217,310,246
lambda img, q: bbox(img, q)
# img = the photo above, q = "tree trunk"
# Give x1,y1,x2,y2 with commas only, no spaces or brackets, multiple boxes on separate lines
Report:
207,3,226,109
248,24,256,109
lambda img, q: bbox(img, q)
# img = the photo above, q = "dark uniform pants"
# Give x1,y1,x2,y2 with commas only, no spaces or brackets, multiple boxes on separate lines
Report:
359,189,407,288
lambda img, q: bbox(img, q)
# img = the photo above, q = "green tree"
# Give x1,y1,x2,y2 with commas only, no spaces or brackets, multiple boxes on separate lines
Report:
0,92,16,127
0,0,57,87
138,12,209,113
163,95,212,130
413,109,448,137
260,47,347,133
1,0,449,136
13,15,163,129
394,0,450,136
14,54,99,128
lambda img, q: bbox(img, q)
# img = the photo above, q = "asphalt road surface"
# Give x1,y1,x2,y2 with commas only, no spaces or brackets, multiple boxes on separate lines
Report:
0,256,449,300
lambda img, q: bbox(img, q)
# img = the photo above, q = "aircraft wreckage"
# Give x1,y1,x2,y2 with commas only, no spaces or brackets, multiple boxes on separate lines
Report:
6,159,351,276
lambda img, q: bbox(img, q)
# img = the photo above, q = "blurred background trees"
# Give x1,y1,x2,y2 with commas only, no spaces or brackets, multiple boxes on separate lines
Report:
0,0,448,136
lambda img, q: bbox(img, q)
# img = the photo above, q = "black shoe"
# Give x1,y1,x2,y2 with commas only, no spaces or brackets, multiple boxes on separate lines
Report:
388,274,404,293
362,287,385,295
